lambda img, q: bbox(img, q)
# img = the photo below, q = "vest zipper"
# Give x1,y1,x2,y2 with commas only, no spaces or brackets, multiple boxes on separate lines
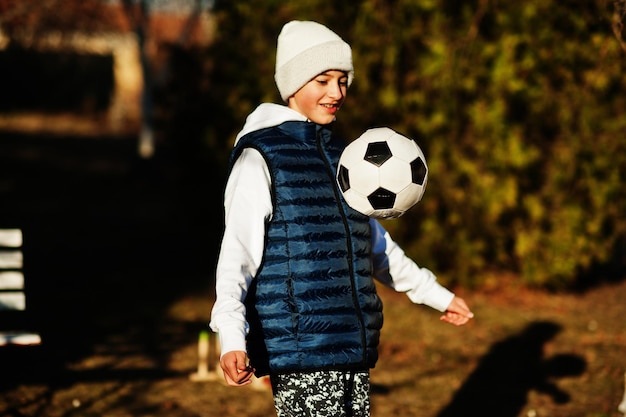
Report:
316,131,368,364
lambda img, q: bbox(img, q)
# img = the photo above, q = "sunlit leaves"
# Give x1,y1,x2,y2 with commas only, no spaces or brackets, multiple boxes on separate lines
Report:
344,0,626,288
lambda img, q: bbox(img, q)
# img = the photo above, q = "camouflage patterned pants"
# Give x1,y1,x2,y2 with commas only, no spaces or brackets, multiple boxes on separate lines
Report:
270,369,370,417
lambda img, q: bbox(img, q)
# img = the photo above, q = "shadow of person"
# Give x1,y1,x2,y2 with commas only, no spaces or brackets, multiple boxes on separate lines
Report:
436,321,586,417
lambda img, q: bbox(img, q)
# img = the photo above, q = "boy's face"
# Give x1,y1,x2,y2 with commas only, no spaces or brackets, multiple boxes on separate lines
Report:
288,70,348,125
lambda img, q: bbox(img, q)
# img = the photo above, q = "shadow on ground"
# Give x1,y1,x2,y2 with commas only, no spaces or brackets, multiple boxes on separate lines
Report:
435,321,586,417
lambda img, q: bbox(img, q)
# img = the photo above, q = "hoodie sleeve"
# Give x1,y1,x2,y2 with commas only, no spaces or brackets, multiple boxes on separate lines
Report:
209,148,272,356
370,219,454,312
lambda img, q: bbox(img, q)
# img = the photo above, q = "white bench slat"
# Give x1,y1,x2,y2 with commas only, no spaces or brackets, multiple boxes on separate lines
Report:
0,292,26,310
0,271,24,289
0,250,23,269
0,332,41,346
0,229,22,247
0,229,40,347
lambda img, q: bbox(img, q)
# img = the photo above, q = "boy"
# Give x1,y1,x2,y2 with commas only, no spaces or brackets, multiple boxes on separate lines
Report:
210,20,473,417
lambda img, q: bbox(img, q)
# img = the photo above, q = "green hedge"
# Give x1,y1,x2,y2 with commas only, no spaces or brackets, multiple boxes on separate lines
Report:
207,0,626,289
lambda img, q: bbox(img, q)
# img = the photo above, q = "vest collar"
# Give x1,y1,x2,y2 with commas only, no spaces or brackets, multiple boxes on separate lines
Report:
277,120,334,144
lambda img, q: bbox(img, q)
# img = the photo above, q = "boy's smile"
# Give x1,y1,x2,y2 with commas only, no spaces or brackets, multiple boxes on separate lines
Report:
288,70,348,125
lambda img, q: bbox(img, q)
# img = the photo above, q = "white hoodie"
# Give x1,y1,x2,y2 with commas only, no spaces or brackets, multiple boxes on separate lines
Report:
209,103,454,356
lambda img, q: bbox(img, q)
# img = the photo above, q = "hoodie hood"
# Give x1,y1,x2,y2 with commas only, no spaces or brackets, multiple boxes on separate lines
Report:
235,103,307,144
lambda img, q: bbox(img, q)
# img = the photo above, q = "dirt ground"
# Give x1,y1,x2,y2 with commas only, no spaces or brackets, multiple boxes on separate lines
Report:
1,279,625,417
1,132,625,417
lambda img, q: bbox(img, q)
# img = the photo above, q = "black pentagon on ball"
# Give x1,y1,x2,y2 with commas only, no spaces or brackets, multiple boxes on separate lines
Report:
364,141,392,167
368,187,396,210
337,165,351,192
411,157,427,185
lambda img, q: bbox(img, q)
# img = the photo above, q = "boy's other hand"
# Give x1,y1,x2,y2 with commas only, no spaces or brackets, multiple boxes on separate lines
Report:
220,350,256,386
440,296,474,326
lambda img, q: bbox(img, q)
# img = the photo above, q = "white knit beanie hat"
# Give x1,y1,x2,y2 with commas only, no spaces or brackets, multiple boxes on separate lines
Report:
274,20,354,102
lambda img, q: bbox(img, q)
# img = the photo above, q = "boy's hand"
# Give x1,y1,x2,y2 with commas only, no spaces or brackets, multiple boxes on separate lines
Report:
220,350,256,386
440,296,474,326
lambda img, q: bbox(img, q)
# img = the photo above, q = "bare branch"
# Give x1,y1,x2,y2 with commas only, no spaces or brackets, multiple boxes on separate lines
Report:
611,0,626,53
467,0,489,43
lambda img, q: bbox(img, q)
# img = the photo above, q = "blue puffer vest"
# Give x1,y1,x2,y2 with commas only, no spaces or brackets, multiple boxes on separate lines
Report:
230,121,383,376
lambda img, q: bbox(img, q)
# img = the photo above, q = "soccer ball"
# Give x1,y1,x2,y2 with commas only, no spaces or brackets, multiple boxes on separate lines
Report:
336,127,428,219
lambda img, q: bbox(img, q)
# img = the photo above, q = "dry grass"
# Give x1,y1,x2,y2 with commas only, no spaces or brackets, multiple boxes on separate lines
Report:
1,278,625,417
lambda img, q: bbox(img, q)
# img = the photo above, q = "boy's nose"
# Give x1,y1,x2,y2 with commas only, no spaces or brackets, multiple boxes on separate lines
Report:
327,82,344,99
